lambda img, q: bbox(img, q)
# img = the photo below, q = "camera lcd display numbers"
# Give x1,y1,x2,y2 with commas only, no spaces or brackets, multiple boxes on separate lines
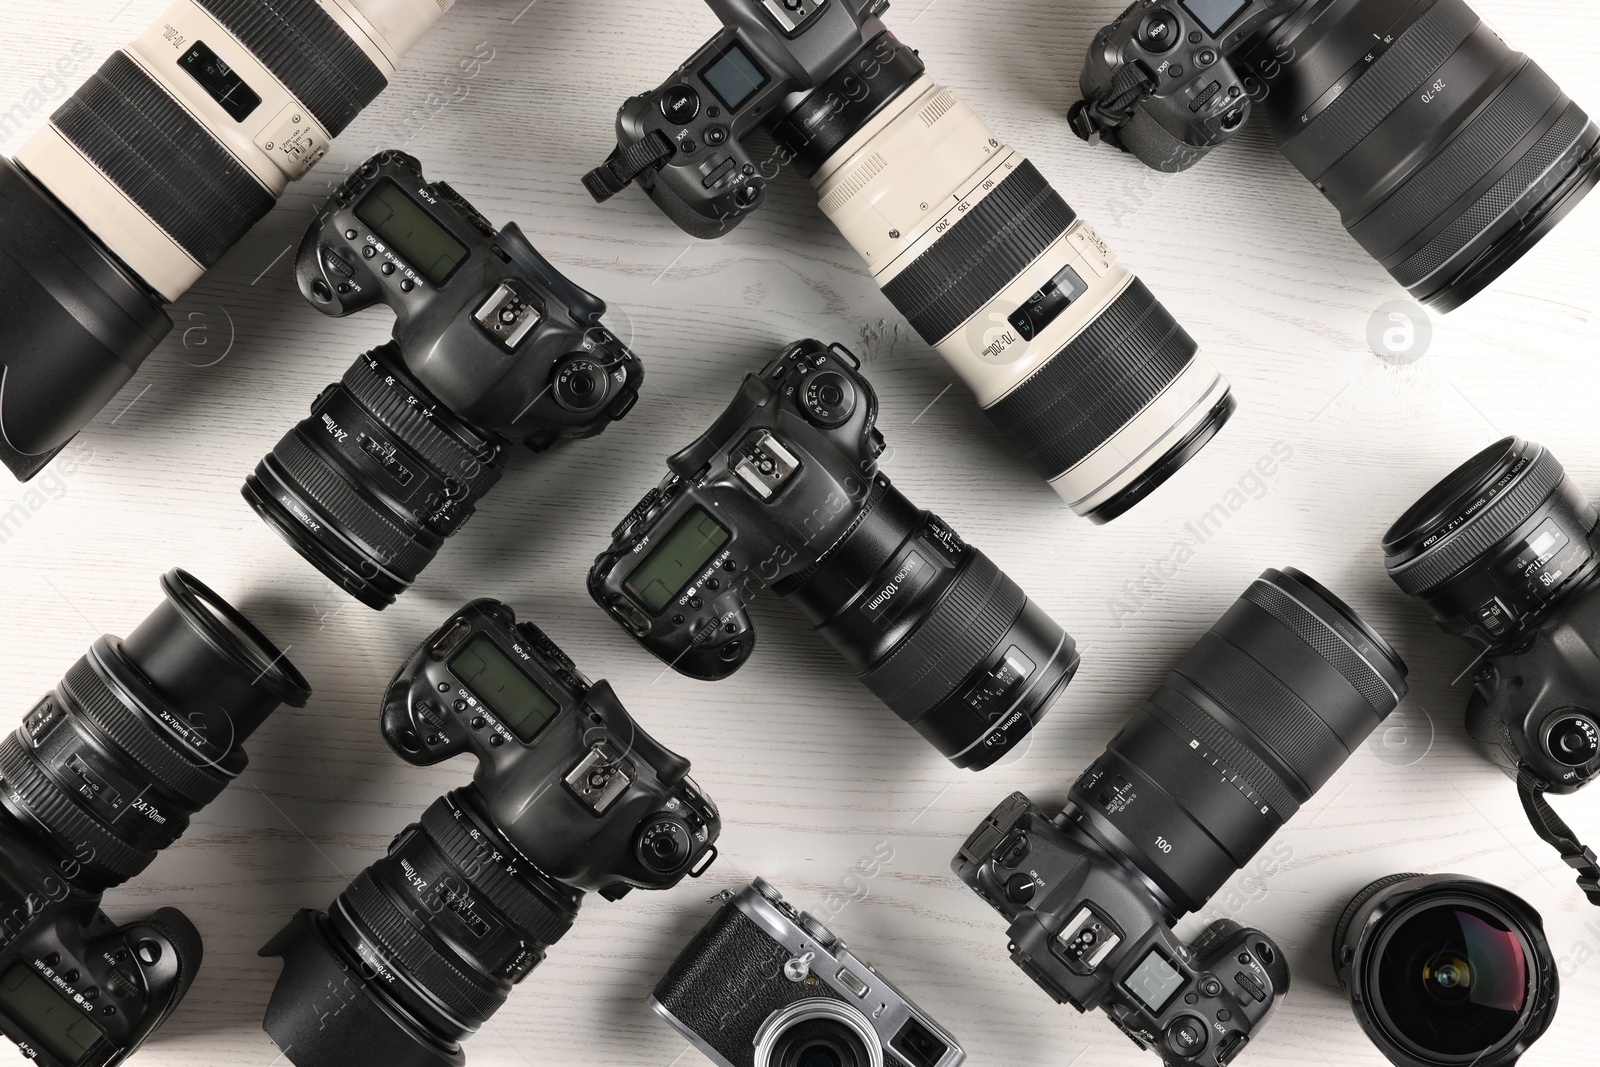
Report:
0,962,104,1064
354,180,470,286
1179,0,1251,35
449,634,561,743
626,507,731,614
700,43,770,111
1122,948,1186,1013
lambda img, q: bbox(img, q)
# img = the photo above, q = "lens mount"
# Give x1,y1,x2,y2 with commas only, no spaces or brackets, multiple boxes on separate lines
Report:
754,1001,883,1067
770,31,925,179
1335,874,1557,1067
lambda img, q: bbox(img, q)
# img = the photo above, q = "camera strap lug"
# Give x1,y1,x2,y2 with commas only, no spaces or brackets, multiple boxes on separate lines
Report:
583,132,678,202
1518,767,1600,906
1070,62,1159,149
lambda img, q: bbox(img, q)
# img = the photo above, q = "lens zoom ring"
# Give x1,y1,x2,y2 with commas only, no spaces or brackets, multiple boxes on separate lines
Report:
1239,580,1394,715
269,428,437,578
1351,60,1561,258
1395,103,1594,287
342,870,507,1023
858,550,1026,722
419,801,577,948
51,51,275,267
194,0,388,135
341,356,497,498
1182,633,1347,792
0,731,153,883
879,160,1076,345
1281,0,1481,179
983,277,1198,481
1389,445,1565,596
1146,685,1304,814
60,658,225,808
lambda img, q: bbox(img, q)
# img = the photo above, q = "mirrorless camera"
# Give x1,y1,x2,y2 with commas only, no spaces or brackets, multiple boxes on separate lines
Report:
588,339,1077,770
1384,437,1600,904
0,0,457,480
261,599,720,1067
586,0,1234,519
651,878,964,1067
1073,0,1600,310
956,568,1409,1065
244,150,642,609
0,570,310,1067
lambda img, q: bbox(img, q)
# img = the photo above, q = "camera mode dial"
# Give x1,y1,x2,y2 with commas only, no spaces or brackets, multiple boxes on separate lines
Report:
553,356,614,413
636,816,695,874
802,370,857,428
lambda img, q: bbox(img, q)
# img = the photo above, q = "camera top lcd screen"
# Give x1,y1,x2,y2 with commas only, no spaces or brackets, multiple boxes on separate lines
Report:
449,633,561,743
0,962,105,1064
700,42,770,111
625,507,731,614
1122,948,1186,1014
354,180,470,287
1179,0,1250,35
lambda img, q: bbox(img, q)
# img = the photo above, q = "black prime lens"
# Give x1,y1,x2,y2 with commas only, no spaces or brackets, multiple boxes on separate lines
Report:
1064,568,1408,915
1334,873,1557,1067
779,476,1078,770
1383,437,1600,647
1251,0,1600,310
0,570,309,890
244,345,506,610
261,789,582,1067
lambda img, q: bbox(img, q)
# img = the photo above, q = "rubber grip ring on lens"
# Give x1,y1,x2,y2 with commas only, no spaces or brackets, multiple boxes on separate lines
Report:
60,657,227,809
1388,444,1565,596
419,801,578,948
858,550,1026,722
340,354,498,500
1240,580,1397,715
194,0,388,136
0,731,153,883
339,870,507,1025
51,52,276,268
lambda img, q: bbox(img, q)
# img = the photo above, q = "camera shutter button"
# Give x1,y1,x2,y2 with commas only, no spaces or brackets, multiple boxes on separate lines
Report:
135,940,162,966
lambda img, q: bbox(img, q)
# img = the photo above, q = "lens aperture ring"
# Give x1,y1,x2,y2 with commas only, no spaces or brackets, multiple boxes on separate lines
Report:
879,160,1076,346
1388,443,1565,597
858,549,1026,722
339,870,508,1026
0,731,153,884
419,799,579,948
60,656,227,809
1146,684,1305,817
52,52,275,267
194,0,388,136
1241,580,1397,716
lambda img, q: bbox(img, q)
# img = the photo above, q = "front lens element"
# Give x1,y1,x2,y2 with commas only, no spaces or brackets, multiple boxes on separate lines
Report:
1066,568,1407,914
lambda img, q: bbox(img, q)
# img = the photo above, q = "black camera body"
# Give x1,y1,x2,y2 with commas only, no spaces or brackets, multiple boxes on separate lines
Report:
585,0,892,237
247,150,643,609
379,599,721,897
588,339,1076,769
651,879,965,1067
955,793,1286,1067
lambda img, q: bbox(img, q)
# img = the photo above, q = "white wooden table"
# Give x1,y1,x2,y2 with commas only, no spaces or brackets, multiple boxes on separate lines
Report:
3,1,1599,1064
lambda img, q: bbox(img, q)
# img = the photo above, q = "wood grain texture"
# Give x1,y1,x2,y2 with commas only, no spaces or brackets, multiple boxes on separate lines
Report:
2,0,1598,1064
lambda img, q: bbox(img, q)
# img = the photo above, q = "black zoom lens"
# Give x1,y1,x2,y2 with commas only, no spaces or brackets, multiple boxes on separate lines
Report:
1065,568,1408,915
244,344,505,610
0,570,309,890
1334,874,1556,1067
779,476,1078,770
1253,0,1600,310
1383,437,1600,647
262,790,582,1067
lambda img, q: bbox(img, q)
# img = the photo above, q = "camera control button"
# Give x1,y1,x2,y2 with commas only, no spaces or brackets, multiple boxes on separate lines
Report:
380,262,395,276
1199,976,1223,997
660,85,700,125
704,125,728,146
1138,11,1181,53
1165,1017,1206,1056
135,940,162,966
106,970,139,999
1004,873,1037,903
702,158,737,189
400,278,415,293
1234,970,1267,1002
362,245,376,259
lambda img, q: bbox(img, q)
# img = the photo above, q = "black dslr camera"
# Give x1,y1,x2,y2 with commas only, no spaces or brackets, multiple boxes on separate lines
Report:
1072,0,1600,310
956,568,1410,1065
1385,437,1600,906
0,570,310,1067
245,150,643,609
261,599,720,1067
588,340,1077,770
651,879,965,1067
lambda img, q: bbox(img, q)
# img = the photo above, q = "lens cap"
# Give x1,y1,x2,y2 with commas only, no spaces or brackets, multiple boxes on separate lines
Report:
1334,873,1557,1067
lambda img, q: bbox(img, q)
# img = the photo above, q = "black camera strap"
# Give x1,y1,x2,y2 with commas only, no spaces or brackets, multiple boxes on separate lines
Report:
1067,62,1158,150
583,132,677,202
1517,767,1600,906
